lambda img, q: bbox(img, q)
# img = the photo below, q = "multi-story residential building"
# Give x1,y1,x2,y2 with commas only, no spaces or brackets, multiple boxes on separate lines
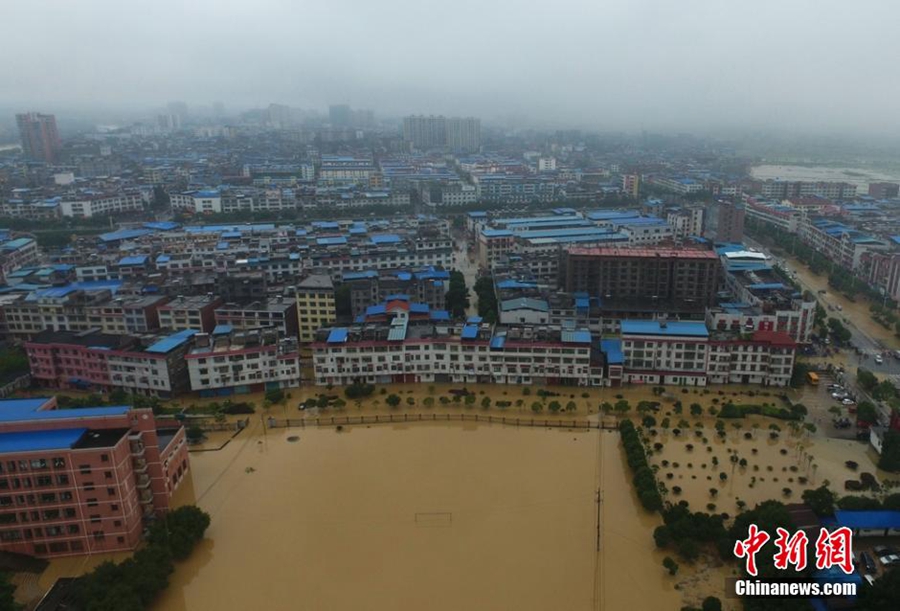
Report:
158,296,223,333
16,112,61,163
59,189,146,218
318,156,375,182
710,200,745,242
562,246,721,314
296,275,335,343
25,329,195,397
868,182,899,199
745,200,802,233
621,174,640,198
799,218,890,272
185,328,301,396
707,330,796,386
0,397,189,558
313,312,597,386
619,320,796,387
214,297,299,336
650,176,704,194
169,190,222,214
445,117,481,152
83,295,169,335
342,268,449,317
402,116,448,149
620,320,710,386
755,180,857,200
715,245,817,344
666,207,704,239
0,237,40,285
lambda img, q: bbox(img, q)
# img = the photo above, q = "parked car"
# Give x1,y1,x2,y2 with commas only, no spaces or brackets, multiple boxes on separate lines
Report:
861,551,877,573
878,553,900,566
842,398,856,406
832,392,847,399
875,355,884,365
873,545,896,557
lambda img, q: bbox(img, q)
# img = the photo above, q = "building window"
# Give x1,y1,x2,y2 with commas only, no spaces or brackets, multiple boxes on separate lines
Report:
100,454,109,463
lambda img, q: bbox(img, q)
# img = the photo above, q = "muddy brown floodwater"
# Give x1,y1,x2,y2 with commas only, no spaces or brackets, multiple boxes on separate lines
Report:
149,420,679,611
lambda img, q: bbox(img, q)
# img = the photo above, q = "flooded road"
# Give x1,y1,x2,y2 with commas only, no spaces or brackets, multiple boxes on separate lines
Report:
156,422,618,611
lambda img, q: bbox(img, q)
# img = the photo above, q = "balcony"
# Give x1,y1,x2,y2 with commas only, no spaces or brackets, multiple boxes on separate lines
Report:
136,474,151,489
139,489,153,504
132,458,148,472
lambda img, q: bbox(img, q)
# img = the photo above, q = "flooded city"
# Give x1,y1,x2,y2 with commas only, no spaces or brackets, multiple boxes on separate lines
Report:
151,421,655,611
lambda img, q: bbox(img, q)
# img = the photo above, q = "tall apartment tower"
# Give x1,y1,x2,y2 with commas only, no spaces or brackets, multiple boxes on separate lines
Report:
329,104,352,127
402,115,447,149
446,117,481,152
713,201,746,243
16,112,61,163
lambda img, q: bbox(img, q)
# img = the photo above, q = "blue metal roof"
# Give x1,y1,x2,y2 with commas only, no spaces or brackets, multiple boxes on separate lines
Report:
490,335,506,349
0,428,87,454
467,316,483,324
118,256,148,266
0,400,131,423
317,236,347,246
430,310,450,321
371,234,401,245
496,279,538,290
621,320,709,337
461,325,479,339
212,325,233,335
481,229,514,238
600,339,624,364
409,303,429,314
835,510,900,529
342,270,378,281
98,229,152,243
145,329,197,353
0,237,34,250
327,328,349,343
143,221,179,231
561,329,592,344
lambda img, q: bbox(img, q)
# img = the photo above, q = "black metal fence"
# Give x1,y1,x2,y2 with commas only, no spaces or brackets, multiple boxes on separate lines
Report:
265,413,619,430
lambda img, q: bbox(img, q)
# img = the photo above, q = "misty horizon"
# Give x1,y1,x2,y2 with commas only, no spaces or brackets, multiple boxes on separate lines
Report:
3,0,900,136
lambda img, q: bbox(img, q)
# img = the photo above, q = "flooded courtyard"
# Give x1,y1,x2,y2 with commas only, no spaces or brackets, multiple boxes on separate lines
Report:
142,420,680,611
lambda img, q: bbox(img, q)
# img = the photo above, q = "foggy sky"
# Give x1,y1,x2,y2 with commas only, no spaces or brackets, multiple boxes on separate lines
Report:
4,0,900,133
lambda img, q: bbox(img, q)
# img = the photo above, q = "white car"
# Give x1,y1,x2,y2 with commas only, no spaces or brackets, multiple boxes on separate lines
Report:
842,398,856,406
875,356,884,365
832,392,847,399
879,553,900,566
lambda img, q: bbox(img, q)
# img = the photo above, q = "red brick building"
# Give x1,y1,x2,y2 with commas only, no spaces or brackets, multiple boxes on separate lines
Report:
0,397,189,558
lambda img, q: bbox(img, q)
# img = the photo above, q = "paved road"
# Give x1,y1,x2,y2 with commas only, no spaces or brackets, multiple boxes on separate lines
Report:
744,236,900,376
453,235,480,317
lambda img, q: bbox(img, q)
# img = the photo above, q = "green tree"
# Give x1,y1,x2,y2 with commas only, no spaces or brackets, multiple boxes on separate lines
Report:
0,572,20,611
473,276,499,324
857,401,878,425
857,566,900,610
879,430,900,472
857,368,878,392
663,556,679,575
445,271,470,318
548,400,561,413
423,397,435,409
385,394,401,408
701,596,722,611
481,396,491,409
531,401,543,413
801,486,835,517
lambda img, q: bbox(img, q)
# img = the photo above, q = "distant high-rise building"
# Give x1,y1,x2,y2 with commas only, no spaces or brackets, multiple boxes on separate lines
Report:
329,104,352,127
16,112,61,163
403,115,480,151
712,200,745,242
869,182,899,199
621,174,640,198
157,113,182,132
446,117,481,152
403,115,447,149
267,103,292,128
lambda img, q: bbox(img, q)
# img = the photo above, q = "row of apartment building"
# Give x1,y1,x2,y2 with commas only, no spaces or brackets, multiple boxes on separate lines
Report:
311,310,796,388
